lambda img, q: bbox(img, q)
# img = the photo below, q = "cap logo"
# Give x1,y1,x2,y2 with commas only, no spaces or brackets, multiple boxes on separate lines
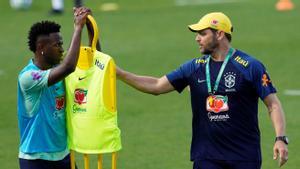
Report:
211,19,219,27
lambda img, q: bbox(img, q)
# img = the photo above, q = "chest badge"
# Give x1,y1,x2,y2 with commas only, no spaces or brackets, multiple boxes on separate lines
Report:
55,96,65,110
224,72,236,89
74,88,88,105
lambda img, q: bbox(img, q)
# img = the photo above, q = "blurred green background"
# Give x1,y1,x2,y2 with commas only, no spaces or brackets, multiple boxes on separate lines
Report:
0,0,299,168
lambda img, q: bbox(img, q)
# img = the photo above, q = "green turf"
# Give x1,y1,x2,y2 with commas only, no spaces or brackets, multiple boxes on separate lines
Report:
0,0,299,168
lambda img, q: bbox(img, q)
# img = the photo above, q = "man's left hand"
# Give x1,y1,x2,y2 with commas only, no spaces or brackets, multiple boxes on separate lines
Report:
273,141,288,167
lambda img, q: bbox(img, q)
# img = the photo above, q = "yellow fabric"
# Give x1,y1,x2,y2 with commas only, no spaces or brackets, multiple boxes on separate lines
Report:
65,51,121,154
103,59,117,112
188,12,233,34
77,46,94,70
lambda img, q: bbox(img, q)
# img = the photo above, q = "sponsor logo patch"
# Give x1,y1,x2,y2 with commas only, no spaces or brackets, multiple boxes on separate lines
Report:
74,88,88,105
208,112,230,122
73,88,88,113
206,95,229,113
95,59,105,70
234,56,249,67
55,96,65,110
195,59,207,64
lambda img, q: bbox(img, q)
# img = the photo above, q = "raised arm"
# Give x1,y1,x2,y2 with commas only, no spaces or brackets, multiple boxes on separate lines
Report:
48,7,90,86
263,93,288,167
116,66,175,95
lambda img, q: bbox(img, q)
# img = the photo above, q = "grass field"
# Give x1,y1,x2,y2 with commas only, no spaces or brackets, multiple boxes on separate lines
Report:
0,0,299,168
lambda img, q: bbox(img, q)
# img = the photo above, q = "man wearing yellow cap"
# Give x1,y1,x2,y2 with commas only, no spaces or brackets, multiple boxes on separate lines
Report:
117,12,288,169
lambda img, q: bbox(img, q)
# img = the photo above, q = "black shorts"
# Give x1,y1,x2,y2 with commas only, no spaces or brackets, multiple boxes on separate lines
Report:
193,159,261,169
19,154,77,169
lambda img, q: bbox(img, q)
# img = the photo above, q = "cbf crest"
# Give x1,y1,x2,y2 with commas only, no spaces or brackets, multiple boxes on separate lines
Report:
224,72,236,89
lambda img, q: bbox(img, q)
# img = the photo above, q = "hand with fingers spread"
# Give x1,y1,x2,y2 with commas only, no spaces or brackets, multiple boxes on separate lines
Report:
273,140,288,167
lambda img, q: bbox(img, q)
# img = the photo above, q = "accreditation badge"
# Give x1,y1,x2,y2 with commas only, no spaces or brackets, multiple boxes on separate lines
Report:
206,95,229,113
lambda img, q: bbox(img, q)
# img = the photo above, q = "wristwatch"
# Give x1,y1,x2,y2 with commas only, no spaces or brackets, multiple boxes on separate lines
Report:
275,136,289,145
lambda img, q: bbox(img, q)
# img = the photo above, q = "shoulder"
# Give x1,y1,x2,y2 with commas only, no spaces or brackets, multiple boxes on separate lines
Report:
94,51,114,70
166,56,205,81
94,51,112,61
182,55,208,72
181,55,209,77
232,50,259,66
231,50,265,72
18,63,50,91
18,62,38,83
194,55,209,65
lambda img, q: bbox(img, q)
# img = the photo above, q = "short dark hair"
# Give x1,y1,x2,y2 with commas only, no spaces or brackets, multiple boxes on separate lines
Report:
27,21,61,52
225,33,232,42
210,28,232,42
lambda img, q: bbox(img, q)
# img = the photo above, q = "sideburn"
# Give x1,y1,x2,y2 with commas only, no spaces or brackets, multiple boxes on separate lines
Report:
203,32,219,55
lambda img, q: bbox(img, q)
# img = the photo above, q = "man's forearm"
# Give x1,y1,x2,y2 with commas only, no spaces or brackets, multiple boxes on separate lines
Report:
62,26,83,73
270,102,286,136
264,94,286,136
117,68,161,95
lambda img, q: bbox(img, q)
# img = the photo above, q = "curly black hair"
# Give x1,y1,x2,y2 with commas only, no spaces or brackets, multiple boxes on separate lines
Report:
27,21,61,52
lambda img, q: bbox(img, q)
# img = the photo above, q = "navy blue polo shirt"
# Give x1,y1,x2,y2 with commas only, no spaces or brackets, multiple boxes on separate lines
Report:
166,49,276,162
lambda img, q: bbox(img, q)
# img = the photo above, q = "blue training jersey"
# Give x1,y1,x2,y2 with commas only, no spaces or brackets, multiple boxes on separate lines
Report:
17,59,67,156
166,49,276,162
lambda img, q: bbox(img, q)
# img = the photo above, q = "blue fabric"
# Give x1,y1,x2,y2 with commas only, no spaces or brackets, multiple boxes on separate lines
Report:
17,59,67,158
19,154,77,169
193,159,261,169
166,49,276,161
18,147,69,161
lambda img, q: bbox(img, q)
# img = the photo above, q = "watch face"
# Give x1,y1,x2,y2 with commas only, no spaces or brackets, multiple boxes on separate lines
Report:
285,137,289,144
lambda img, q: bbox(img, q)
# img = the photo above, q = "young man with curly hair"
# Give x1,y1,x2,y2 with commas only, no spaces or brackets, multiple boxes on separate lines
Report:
17,7,90,169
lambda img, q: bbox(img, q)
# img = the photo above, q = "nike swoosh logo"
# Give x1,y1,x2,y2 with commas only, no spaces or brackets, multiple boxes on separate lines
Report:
78,77,87,80
197,79,206,83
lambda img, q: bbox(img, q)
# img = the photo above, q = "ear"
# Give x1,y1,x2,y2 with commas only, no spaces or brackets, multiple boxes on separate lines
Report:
216,31,226,41
36,39,47,54
36,42,43,52
36,35,50,53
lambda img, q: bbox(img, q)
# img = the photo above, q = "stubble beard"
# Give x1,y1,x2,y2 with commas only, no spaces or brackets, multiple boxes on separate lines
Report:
201,34,218,55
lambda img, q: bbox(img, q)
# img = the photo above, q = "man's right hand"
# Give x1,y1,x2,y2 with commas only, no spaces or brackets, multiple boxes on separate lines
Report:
73,7,91,28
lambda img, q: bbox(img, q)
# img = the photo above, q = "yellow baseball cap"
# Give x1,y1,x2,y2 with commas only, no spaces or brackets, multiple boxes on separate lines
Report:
188,12,233,35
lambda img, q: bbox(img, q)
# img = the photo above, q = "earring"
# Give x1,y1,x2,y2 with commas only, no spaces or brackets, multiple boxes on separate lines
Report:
41,51,44,56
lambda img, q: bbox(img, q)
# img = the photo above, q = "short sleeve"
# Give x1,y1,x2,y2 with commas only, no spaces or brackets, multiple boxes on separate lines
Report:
251,61,277,100
166,60,195,93
19,69,50,92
